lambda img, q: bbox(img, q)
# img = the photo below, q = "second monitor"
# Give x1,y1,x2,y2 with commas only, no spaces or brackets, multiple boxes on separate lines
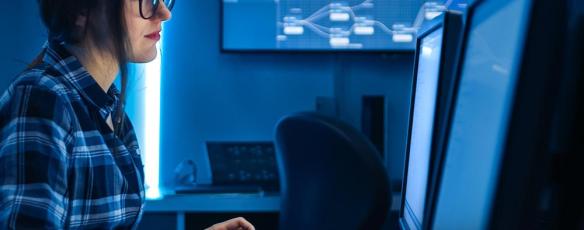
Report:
400,10,464,230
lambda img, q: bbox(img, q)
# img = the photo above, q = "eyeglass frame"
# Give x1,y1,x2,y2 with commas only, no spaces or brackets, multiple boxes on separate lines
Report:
138,0,175,20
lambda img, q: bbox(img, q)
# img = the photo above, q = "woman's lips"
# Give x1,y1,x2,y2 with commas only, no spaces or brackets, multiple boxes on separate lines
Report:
145,31,161,41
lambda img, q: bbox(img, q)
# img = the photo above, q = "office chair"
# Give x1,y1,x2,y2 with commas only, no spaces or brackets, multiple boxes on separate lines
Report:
275,112,391,230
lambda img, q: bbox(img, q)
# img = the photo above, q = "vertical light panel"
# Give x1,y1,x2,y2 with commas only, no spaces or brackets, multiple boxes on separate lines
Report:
144,29,162,200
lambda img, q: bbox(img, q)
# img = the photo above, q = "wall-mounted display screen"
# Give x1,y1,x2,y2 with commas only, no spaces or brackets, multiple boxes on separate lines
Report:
222,0,445,51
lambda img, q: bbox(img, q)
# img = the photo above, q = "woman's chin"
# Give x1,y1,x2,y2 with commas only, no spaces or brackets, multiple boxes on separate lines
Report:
130,51,158,63
130,49,158,63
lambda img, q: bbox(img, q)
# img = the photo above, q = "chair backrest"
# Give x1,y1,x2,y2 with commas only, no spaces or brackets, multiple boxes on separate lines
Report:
275,112,391,230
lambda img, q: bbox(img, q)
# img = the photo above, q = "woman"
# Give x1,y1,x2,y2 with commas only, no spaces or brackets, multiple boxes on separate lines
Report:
0,0,254,229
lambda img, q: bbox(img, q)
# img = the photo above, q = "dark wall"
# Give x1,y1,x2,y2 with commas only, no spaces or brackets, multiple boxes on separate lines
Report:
159,0,414,189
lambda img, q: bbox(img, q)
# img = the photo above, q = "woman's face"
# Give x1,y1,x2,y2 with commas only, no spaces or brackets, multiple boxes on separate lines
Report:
125,0,172,63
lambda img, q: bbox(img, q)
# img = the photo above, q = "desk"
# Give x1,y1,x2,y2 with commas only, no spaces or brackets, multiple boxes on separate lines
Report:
145,193,280,212
140,193,401,230
141,194,280,230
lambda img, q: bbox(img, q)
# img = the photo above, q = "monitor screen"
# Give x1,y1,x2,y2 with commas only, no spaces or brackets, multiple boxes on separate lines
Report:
402,27,443,230
206,142,279,190
222,0,438,51
432,0,532,228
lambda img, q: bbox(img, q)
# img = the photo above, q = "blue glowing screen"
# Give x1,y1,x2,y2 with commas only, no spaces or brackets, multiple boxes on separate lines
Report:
403,27,443,230
222,0,440,51
432,0,532,228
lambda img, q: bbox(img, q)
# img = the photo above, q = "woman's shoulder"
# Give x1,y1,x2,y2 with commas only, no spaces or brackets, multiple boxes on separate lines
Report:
2,64,76,105
0,65,76,134
0,64,76,120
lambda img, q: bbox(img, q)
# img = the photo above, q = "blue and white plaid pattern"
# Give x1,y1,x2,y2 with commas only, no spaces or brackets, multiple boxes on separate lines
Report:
0,41,145,229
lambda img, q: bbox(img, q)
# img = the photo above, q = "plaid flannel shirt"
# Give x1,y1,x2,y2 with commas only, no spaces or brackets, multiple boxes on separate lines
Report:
0,40,145,229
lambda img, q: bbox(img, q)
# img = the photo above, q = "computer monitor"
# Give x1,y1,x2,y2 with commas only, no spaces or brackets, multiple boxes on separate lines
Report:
206,141,280,191
400,11,464,230
401,25,443,230
432,0,580,228
222,0,438,52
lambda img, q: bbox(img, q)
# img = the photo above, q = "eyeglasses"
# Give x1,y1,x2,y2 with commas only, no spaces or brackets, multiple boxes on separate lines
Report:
139,0,175,19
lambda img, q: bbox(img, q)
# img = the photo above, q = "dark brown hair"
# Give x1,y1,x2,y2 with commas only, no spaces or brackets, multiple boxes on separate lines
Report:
34,0,130,136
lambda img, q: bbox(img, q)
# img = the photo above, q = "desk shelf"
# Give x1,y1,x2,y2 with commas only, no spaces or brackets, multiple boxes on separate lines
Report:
139,194,280,230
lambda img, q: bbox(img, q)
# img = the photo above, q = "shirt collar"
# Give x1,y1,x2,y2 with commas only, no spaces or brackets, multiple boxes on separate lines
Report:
42,40,120,120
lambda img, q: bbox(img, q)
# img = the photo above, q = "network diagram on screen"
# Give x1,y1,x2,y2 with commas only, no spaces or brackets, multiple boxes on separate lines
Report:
223,0,453,51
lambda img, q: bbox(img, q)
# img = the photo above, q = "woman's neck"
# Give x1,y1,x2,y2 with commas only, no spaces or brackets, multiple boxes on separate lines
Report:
65,42,119,93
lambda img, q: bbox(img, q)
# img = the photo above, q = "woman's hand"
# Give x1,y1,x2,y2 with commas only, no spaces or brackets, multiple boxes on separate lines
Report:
205,217,255,230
